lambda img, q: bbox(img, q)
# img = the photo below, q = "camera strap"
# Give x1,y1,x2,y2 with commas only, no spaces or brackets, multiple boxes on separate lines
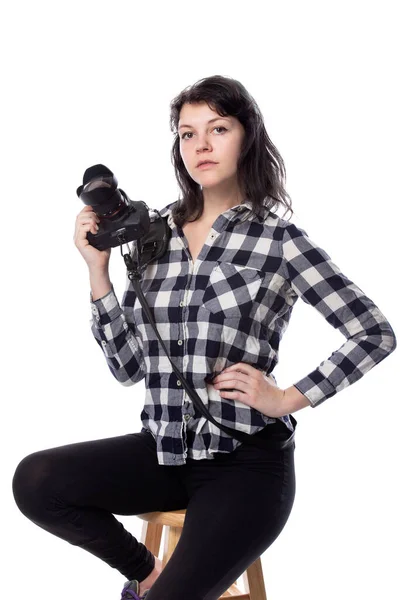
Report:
121,214,296,451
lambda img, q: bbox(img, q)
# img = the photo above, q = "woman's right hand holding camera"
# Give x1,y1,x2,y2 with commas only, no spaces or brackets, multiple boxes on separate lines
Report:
74,205,112,300
74,205,111,271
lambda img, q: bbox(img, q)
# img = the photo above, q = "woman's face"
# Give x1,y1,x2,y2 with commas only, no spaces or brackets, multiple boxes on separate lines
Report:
178,101,245,190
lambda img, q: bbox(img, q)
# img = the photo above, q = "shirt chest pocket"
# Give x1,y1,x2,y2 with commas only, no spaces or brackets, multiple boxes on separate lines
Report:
201,261,264,319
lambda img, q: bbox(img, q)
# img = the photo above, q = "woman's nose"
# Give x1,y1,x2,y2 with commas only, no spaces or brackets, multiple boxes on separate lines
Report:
195,136,211,151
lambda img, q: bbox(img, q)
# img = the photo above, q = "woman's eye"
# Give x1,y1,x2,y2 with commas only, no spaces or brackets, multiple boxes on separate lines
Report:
181,126,227,140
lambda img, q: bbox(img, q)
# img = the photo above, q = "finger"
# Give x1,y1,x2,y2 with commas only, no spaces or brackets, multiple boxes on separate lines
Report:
76,222,98,239
218,389,253,406
77,215,100,228
224,362,254,376
214,375,249,389
79,211,100,222
215,365,253,384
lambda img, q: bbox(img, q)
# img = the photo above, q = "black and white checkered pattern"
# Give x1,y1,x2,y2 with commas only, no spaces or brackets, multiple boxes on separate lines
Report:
90,199,396,465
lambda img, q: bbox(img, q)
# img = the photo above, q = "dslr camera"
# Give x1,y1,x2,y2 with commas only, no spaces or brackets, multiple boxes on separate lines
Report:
76,164,159,251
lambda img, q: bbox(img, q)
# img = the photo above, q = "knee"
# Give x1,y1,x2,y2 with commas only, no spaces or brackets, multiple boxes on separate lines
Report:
12,450,56,520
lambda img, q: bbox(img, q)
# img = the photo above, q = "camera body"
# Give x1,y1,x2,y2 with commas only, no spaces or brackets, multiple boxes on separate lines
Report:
85,199,151,251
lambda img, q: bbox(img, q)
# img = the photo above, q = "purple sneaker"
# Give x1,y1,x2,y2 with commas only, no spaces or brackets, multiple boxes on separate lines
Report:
120,579,150,599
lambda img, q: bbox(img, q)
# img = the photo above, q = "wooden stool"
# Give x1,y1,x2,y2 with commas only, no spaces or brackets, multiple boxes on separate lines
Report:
137,509,267,599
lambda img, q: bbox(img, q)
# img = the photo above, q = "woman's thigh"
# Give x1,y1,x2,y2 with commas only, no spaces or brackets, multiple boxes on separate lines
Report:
12,430,189,519
145,442,296,600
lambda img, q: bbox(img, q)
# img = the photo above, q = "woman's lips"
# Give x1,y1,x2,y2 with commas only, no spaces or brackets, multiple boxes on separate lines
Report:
197,162,218,169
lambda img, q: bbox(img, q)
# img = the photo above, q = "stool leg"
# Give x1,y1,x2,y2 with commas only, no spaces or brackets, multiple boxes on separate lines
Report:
141,520,163,557
242,558,267,600
221,583,249,598
162,525,182,570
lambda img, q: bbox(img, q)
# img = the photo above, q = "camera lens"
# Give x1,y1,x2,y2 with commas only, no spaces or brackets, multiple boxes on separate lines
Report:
77,165,129,220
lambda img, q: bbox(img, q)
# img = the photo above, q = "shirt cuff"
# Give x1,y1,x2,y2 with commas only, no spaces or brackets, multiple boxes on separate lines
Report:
292,371,337,407
90,284,123,326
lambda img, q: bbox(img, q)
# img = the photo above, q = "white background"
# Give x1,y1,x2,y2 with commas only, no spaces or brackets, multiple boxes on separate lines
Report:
2,1,399,599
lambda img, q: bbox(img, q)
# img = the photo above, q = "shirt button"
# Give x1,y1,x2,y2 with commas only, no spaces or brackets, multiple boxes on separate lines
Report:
177,380,182,386
101,340,107,346
179,301,184,307
178,339,183,345
184,414,191,422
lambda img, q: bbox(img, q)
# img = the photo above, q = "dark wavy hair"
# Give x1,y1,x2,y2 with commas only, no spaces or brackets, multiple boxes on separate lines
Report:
169,75,293,228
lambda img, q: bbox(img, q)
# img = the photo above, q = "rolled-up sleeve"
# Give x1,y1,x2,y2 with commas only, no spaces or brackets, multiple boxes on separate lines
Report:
90,283,146,386
281,222,397,407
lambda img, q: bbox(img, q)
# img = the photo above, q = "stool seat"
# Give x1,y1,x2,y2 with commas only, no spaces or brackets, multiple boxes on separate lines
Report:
138,508,186,528
137,509,267,600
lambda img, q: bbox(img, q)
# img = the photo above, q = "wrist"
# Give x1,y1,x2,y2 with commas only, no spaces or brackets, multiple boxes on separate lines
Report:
89,271,112,302
89,266,110,278
282,385,312,414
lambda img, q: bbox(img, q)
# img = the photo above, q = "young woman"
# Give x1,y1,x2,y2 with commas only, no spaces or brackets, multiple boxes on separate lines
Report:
12,75,396,600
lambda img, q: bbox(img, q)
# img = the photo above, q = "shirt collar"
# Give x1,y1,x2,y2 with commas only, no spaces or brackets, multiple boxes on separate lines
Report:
159,198,269,229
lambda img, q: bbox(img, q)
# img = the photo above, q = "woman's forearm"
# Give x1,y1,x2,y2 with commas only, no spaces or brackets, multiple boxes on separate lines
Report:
90,269,112,301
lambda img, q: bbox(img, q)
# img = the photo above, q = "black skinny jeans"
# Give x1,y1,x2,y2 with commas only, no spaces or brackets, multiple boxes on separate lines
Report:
12,422,296,600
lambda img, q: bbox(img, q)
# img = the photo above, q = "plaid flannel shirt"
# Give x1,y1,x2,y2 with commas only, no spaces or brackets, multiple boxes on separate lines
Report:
89,199,396,465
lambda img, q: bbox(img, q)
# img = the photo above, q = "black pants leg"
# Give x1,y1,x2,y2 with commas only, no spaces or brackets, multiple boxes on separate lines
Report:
12,431,189,582
146,428,296,600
